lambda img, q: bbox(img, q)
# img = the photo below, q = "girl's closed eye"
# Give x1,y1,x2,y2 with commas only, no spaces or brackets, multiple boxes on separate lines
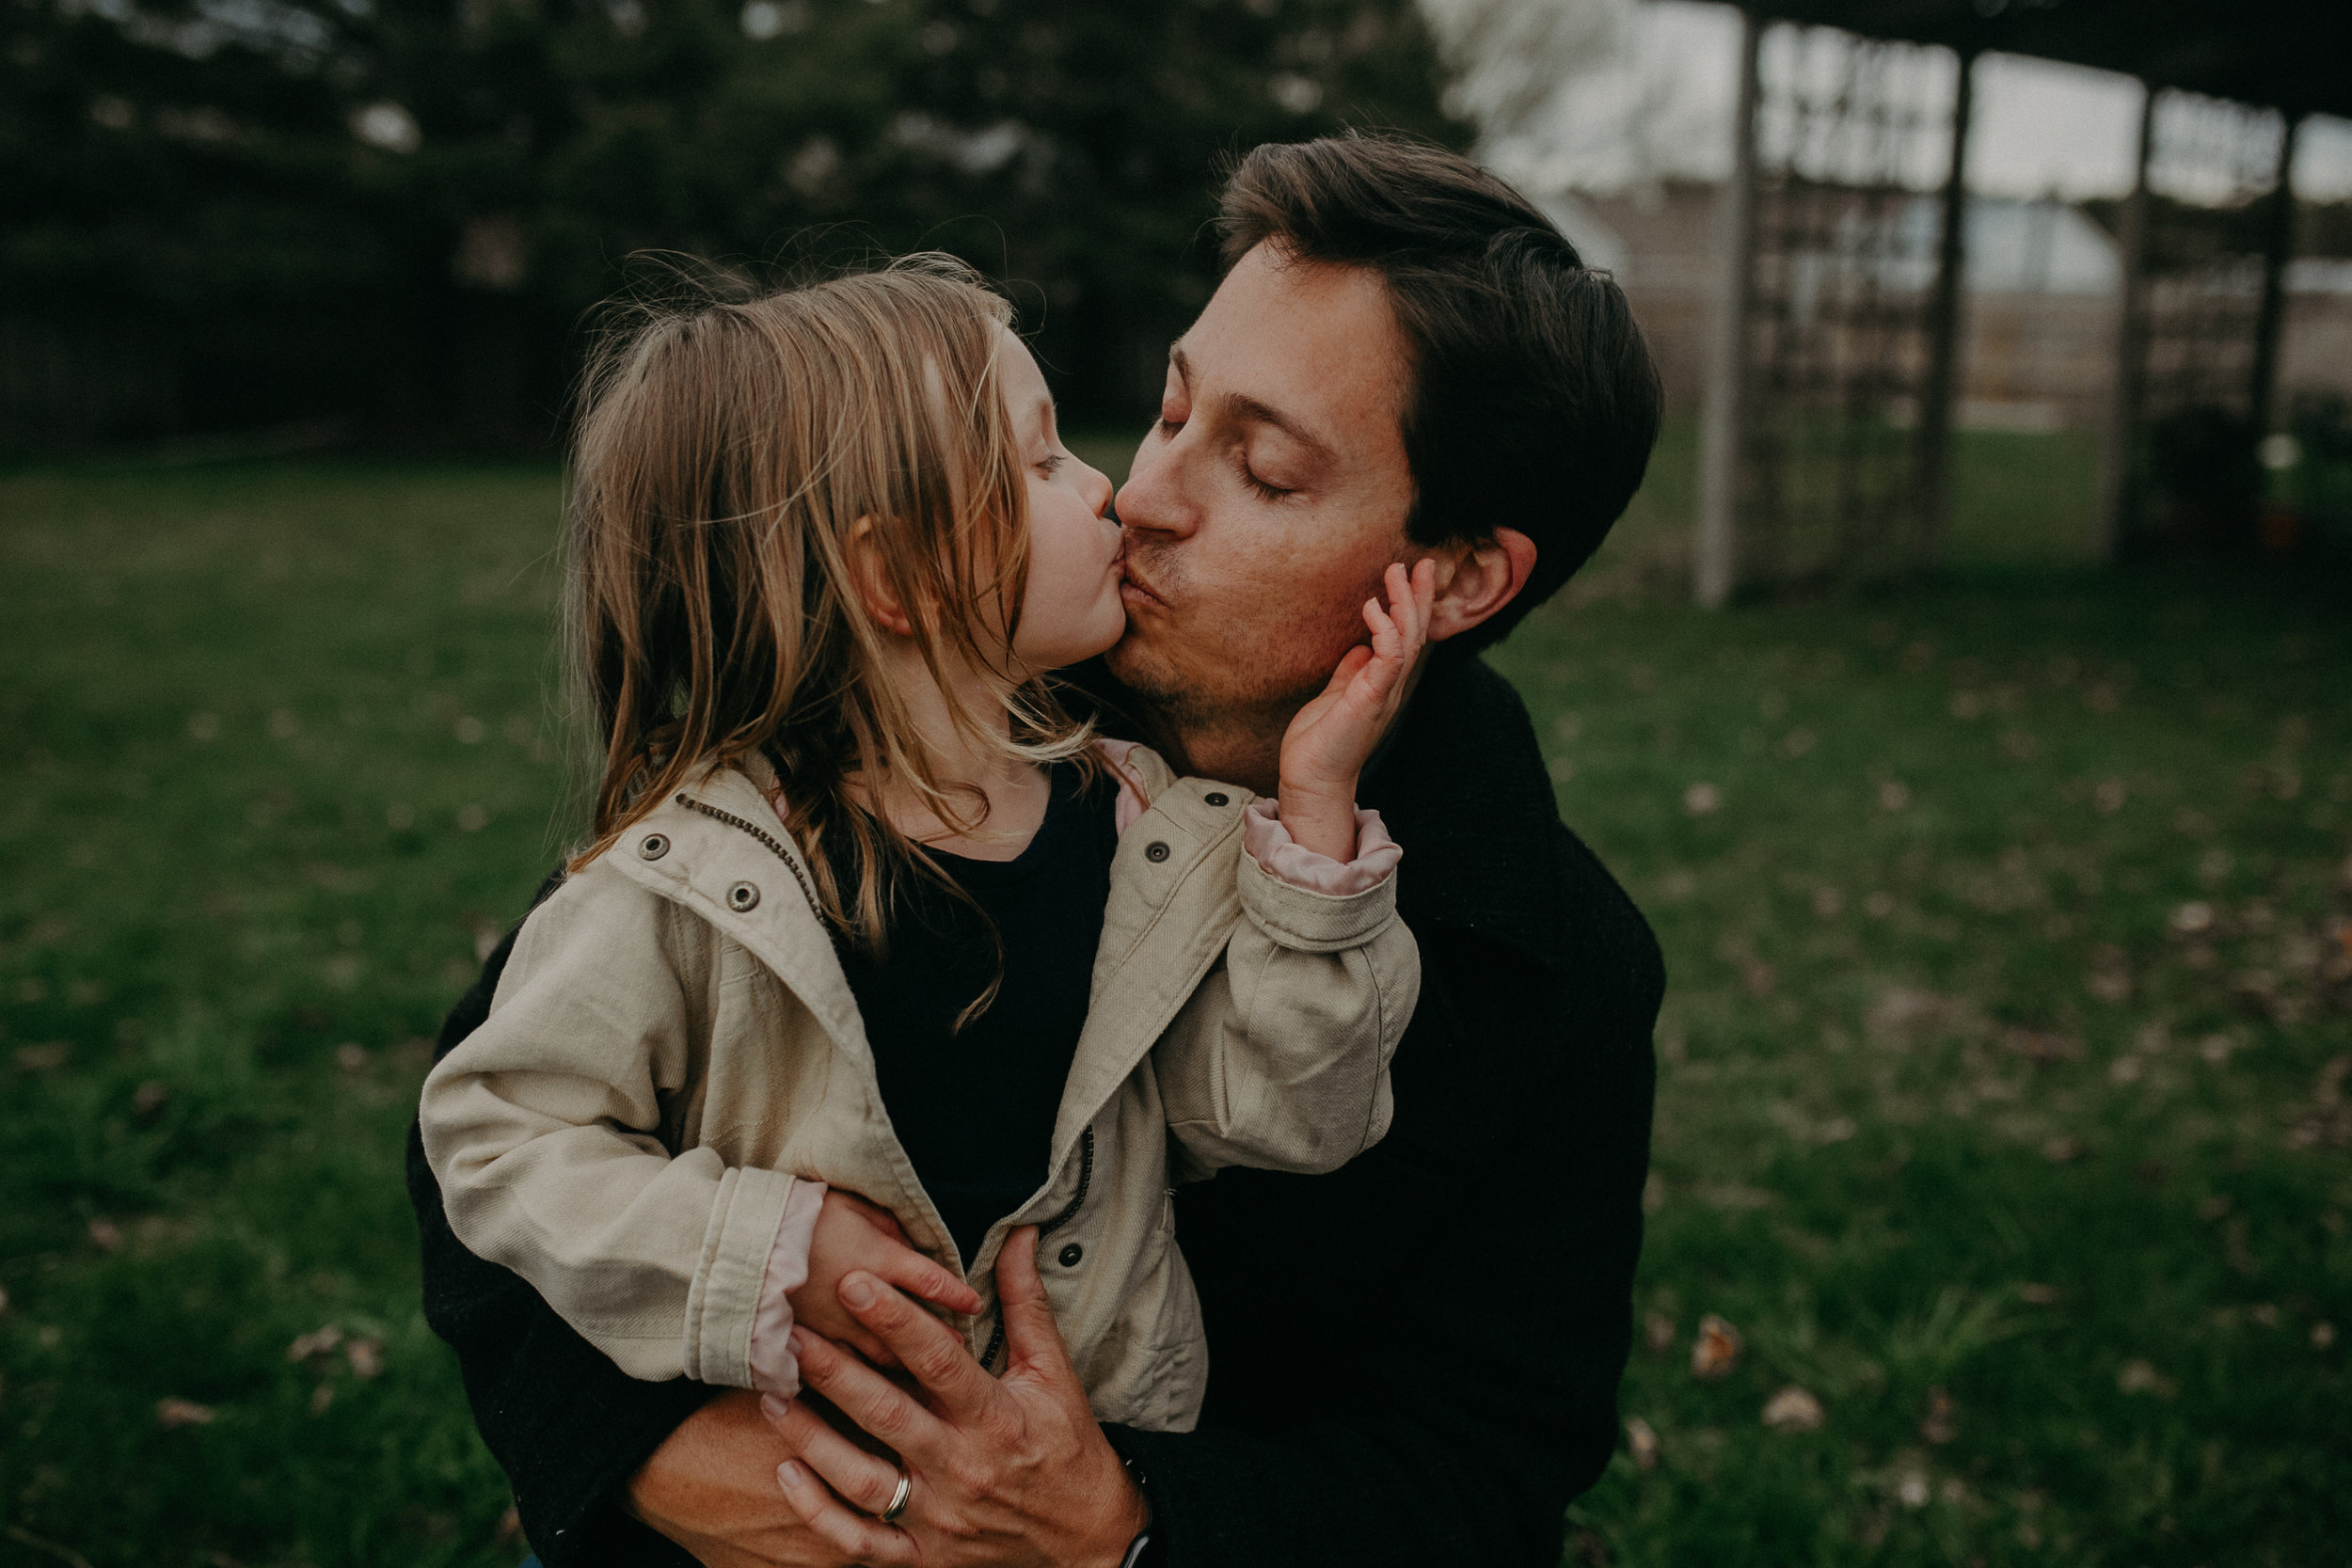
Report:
1038,452,1068,478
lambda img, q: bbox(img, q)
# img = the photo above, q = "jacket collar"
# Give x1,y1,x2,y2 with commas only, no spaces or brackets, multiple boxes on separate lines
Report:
606,767,875,1066
1048,772,1247,1161
608,758,1248,1171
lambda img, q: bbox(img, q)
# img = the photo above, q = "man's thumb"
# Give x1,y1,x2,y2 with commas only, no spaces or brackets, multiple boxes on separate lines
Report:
995,1227,1076,1377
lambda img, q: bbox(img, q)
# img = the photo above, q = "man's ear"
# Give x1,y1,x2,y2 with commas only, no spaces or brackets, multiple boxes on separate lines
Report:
846,516,915,638
1424,527,1537,643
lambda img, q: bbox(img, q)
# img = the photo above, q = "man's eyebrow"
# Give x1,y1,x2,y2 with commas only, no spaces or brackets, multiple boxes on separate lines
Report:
1168,344,1335,465
1220,393,1334,466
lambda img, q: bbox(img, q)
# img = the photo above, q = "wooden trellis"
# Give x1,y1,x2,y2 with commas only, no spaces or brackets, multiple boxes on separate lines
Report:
1699,15,1972,601
2103,90,2301,555
1691,1,2328,605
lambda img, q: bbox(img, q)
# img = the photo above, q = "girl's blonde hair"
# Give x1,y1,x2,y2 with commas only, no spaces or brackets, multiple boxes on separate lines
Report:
565,254,1095,955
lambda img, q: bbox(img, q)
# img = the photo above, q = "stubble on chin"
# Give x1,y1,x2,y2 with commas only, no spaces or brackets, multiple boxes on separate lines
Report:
1105,570,1366,743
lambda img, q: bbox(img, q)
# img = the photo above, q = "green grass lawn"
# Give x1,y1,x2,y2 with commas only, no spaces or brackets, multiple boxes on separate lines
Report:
2,457,2347,1568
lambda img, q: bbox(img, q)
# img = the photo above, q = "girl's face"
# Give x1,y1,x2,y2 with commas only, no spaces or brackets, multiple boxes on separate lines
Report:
995,326,1123,674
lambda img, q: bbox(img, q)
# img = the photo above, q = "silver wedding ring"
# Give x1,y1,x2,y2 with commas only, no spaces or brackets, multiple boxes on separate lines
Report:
879,1471,912,1525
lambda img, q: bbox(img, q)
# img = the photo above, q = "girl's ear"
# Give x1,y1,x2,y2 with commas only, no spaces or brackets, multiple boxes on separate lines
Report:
846,515,916,638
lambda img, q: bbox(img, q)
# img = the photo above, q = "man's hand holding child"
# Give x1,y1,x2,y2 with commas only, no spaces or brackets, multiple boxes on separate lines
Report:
790,1190,982,1370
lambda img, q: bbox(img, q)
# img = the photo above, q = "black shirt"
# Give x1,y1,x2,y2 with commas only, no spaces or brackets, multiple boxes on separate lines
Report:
831,761,1119,1264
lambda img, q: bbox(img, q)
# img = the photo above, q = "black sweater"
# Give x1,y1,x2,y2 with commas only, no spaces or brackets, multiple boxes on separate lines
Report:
403,652,1663,1567
836,760,1118,1264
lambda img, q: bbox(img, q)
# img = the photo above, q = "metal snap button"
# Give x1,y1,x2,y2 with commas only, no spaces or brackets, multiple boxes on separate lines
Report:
1057,1243,1084,1268
1144,841,1170,863
1203,792,1229,808
726,880,760,911
638,833,670,861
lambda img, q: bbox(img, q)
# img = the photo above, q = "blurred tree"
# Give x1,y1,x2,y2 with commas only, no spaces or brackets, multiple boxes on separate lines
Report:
0,0,1463,451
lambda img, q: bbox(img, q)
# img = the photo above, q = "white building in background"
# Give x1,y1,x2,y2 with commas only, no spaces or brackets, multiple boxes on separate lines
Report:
1531,180,2352,427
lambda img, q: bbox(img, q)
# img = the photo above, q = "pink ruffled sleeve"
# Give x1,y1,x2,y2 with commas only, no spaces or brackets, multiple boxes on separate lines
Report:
745,1177,828,1397
1241,800,1402,897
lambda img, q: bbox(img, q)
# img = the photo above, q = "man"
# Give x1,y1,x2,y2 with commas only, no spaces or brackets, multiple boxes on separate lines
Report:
407,133,1664,1567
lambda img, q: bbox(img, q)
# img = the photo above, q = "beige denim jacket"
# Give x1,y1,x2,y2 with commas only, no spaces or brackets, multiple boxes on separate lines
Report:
419,746,1417,1433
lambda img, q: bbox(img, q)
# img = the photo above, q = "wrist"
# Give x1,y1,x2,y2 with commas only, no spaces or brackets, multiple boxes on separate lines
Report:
1277,770,1356,811
1274,787,1359,863
1099,1457,1154,1568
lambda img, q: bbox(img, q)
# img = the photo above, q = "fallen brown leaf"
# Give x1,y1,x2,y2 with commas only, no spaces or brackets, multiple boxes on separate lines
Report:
1919,1387,1956,1445
156,1397,215,1429
2006,1028,2083,1064
1761,1385,1825,1432
345,1338,384,1379
1643,1310,1676,1354
1690,1314,1741,1379
287,1324,344,1362
1624,1416,1660,1470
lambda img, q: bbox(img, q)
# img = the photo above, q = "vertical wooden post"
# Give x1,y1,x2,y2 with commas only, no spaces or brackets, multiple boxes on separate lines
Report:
2248,112,2302,440
2096,83,2156,562
1695,8,1761,609
1914,47,1976,574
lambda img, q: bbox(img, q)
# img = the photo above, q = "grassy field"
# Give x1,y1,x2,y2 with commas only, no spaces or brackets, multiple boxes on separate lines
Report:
2,452,2347,1568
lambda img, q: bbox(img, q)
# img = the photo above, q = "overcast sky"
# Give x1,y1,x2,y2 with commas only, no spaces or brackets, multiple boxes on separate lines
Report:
1457,0,2352,205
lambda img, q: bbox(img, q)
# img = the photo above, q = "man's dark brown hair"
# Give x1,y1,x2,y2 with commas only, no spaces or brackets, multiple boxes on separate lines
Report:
1218,134,1662,651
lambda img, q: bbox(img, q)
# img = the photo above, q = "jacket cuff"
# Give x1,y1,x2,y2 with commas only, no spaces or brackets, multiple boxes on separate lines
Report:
1236,803,1402,952
682,1165,803,1388
747,1178,828,1396
1241,800,1400,895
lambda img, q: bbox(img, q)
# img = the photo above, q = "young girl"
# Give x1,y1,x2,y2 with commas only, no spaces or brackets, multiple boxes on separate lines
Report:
420,257,1428,1436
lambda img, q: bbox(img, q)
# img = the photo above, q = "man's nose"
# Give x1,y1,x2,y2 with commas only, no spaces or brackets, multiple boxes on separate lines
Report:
1114,435,1198,541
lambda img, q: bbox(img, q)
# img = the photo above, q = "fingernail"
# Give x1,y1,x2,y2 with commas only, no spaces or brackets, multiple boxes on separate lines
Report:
841,1274,878,1309
759,1392,790,1423
787,1327,808,1355
776,1460,805,1488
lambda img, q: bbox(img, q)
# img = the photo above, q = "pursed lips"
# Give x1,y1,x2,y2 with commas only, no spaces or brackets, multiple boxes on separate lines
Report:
1119,562,1170,610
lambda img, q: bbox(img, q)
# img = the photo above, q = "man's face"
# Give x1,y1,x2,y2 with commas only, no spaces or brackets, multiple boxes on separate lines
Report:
1109,243,1415,732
